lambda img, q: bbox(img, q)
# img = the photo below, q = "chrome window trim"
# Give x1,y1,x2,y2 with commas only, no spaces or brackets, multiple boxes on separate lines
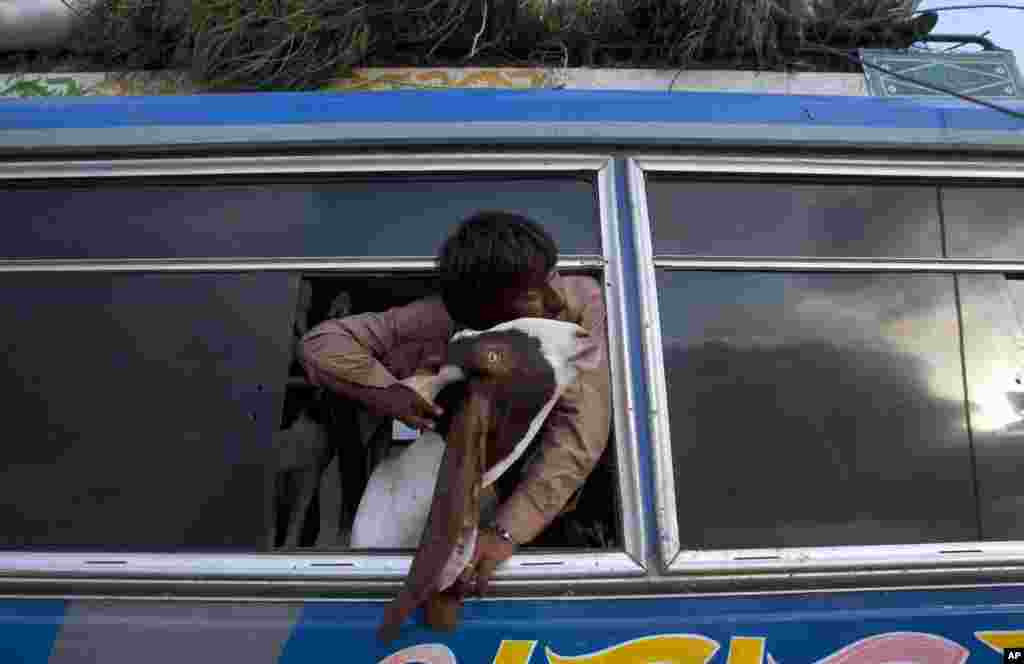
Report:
0,551,638,581
0,153,610,180
653,258,1024,273
671,541,1024,573
627,158,680,571
599,160,647,572
635,154,1024,181
0,153,646,584
629,154,1024,577
16,256,1024,276
0,256,608,274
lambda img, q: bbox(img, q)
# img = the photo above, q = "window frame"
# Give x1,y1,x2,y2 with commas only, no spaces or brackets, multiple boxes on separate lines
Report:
627,153,1024,577
0,152,646,586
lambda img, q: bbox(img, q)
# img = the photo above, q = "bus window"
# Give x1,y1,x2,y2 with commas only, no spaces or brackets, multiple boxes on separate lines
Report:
0,175,601,260
0,167,633,578
275,273,621,552
958,274,1024,541
654,270,978,550
645,177,942,258
0,272,297,550
942,186,1024,259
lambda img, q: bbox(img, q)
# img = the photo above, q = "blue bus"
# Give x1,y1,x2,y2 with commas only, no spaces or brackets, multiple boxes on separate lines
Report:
1,88,1023,663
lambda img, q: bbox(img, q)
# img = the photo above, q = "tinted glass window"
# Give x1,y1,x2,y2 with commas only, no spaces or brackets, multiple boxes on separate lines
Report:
943,187,1024,259
1,175,599,260
657,271,976,550
646,178,941,257
0,272,296,550
958,274,1024,540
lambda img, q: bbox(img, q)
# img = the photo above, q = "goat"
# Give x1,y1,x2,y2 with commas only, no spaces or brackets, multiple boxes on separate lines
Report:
349,317,601,643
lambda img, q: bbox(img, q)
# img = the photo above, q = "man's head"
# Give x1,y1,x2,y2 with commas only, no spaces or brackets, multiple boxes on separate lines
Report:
438,211,565,330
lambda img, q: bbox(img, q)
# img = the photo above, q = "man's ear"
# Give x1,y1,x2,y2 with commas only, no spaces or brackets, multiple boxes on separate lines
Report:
570,330,603,373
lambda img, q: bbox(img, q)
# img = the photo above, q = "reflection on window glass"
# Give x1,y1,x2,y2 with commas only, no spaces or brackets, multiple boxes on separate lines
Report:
657,271,976,550
1,176,599,260
0,272,296,551
646,178,941,258
958,275,1024,541
943,187,1024,259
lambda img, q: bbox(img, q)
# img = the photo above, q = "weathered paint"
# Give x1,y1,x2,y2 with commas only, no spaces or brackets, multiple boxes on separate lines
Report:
2,590,1022,664
0,68,865,99
48,601,301,664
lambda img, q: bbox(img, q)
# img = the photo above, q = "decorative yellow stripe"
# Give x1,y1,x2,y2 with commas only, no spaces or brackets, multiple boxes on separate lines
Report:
545,634,720,664
726,637,766,664
493,640,539,664
976,631,1024,654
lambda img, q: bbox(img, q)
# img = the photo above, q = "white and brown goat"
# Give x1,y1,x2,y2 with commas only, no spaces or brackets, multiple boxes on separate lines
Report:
350,317,600,643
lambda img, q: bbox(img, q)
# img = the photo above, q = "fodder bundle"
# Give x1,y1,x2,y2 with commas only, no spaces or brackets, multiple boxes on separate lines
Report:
67,0,933,90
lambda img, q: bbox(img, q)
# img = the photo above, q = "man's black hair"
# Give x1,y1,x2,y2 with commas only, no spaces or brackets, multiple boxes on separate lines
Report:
438,211,558,326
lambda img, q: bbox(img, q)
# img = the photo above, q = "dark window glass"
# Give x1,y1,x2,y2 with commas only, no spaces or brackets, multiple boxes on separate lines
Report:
658,271,976,550
943,187,1024,259
958,274,1024,541
0,175,599,260
646,178,941,257
0,272,296,550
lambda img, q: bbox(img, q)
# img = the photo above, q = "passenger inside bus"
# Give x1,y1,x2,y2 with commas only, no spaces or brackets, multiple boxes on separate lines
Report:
274,211,617,563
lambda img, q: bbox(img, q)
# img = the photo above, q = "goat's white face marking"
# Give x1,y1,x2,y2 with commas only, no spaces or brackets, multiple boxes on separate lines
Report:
449,317,592,488
451,317,587,391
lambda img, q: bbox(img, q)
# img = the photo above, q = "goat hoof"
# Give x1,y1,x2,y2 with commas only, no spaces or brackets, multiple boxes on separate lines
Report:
425,592,462,632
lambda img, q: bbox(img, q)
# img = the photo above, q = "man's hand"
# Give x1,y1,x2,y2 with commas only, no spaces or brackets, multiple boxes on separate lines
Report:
370,383,443,431
457,528,517,597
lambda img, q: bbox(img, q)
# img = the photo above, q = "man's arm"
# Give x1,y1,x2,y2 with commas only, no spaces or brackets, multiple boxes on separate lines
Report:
299,295,455,428
495,276,613,545
300,295,452,388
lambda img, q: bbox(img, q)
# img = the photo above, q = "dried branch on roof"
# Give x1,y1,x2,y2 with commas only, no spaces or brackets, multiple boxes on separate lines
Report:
63,0,935,90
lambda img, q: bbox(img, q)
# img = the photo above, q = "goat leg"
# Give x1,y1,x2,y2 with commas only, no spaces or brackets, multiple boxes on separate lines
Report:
376,382,492,643
424,588,463,632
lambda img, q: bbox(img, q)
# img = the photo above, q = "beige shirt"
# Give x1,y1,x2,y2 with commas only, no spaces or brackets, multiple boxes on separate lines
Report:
299,274,612,544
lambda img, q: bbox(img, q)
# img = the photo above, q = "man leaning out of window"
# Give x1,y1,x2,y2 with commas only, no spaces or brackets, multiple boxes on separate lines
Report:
299,210,612,594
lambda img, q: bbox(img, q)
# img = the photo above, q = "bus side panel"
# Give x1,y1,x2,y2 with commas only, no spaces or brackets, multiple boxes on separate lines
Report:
271,588,1023,664
0,599,65,663
280,590,1022,664
2,588,1023,662
5,589,1022,663
46,600,302,664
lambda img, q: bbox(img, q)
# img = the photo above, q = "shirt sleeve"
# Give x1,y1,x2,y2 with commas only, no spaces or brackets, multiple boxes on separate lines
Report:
496,277,613,544
299,295,454,389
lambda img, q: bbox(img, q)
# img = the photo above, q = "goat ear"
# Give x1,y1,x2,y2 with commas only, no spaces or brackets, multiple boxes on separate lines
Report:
401,373,441,402
570,330,603,373
401,365,466,402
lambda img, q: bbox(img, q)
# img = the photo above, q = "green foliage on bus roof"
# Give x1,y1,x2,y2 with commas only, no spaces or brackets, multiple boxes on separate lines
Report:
49,0,937,91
